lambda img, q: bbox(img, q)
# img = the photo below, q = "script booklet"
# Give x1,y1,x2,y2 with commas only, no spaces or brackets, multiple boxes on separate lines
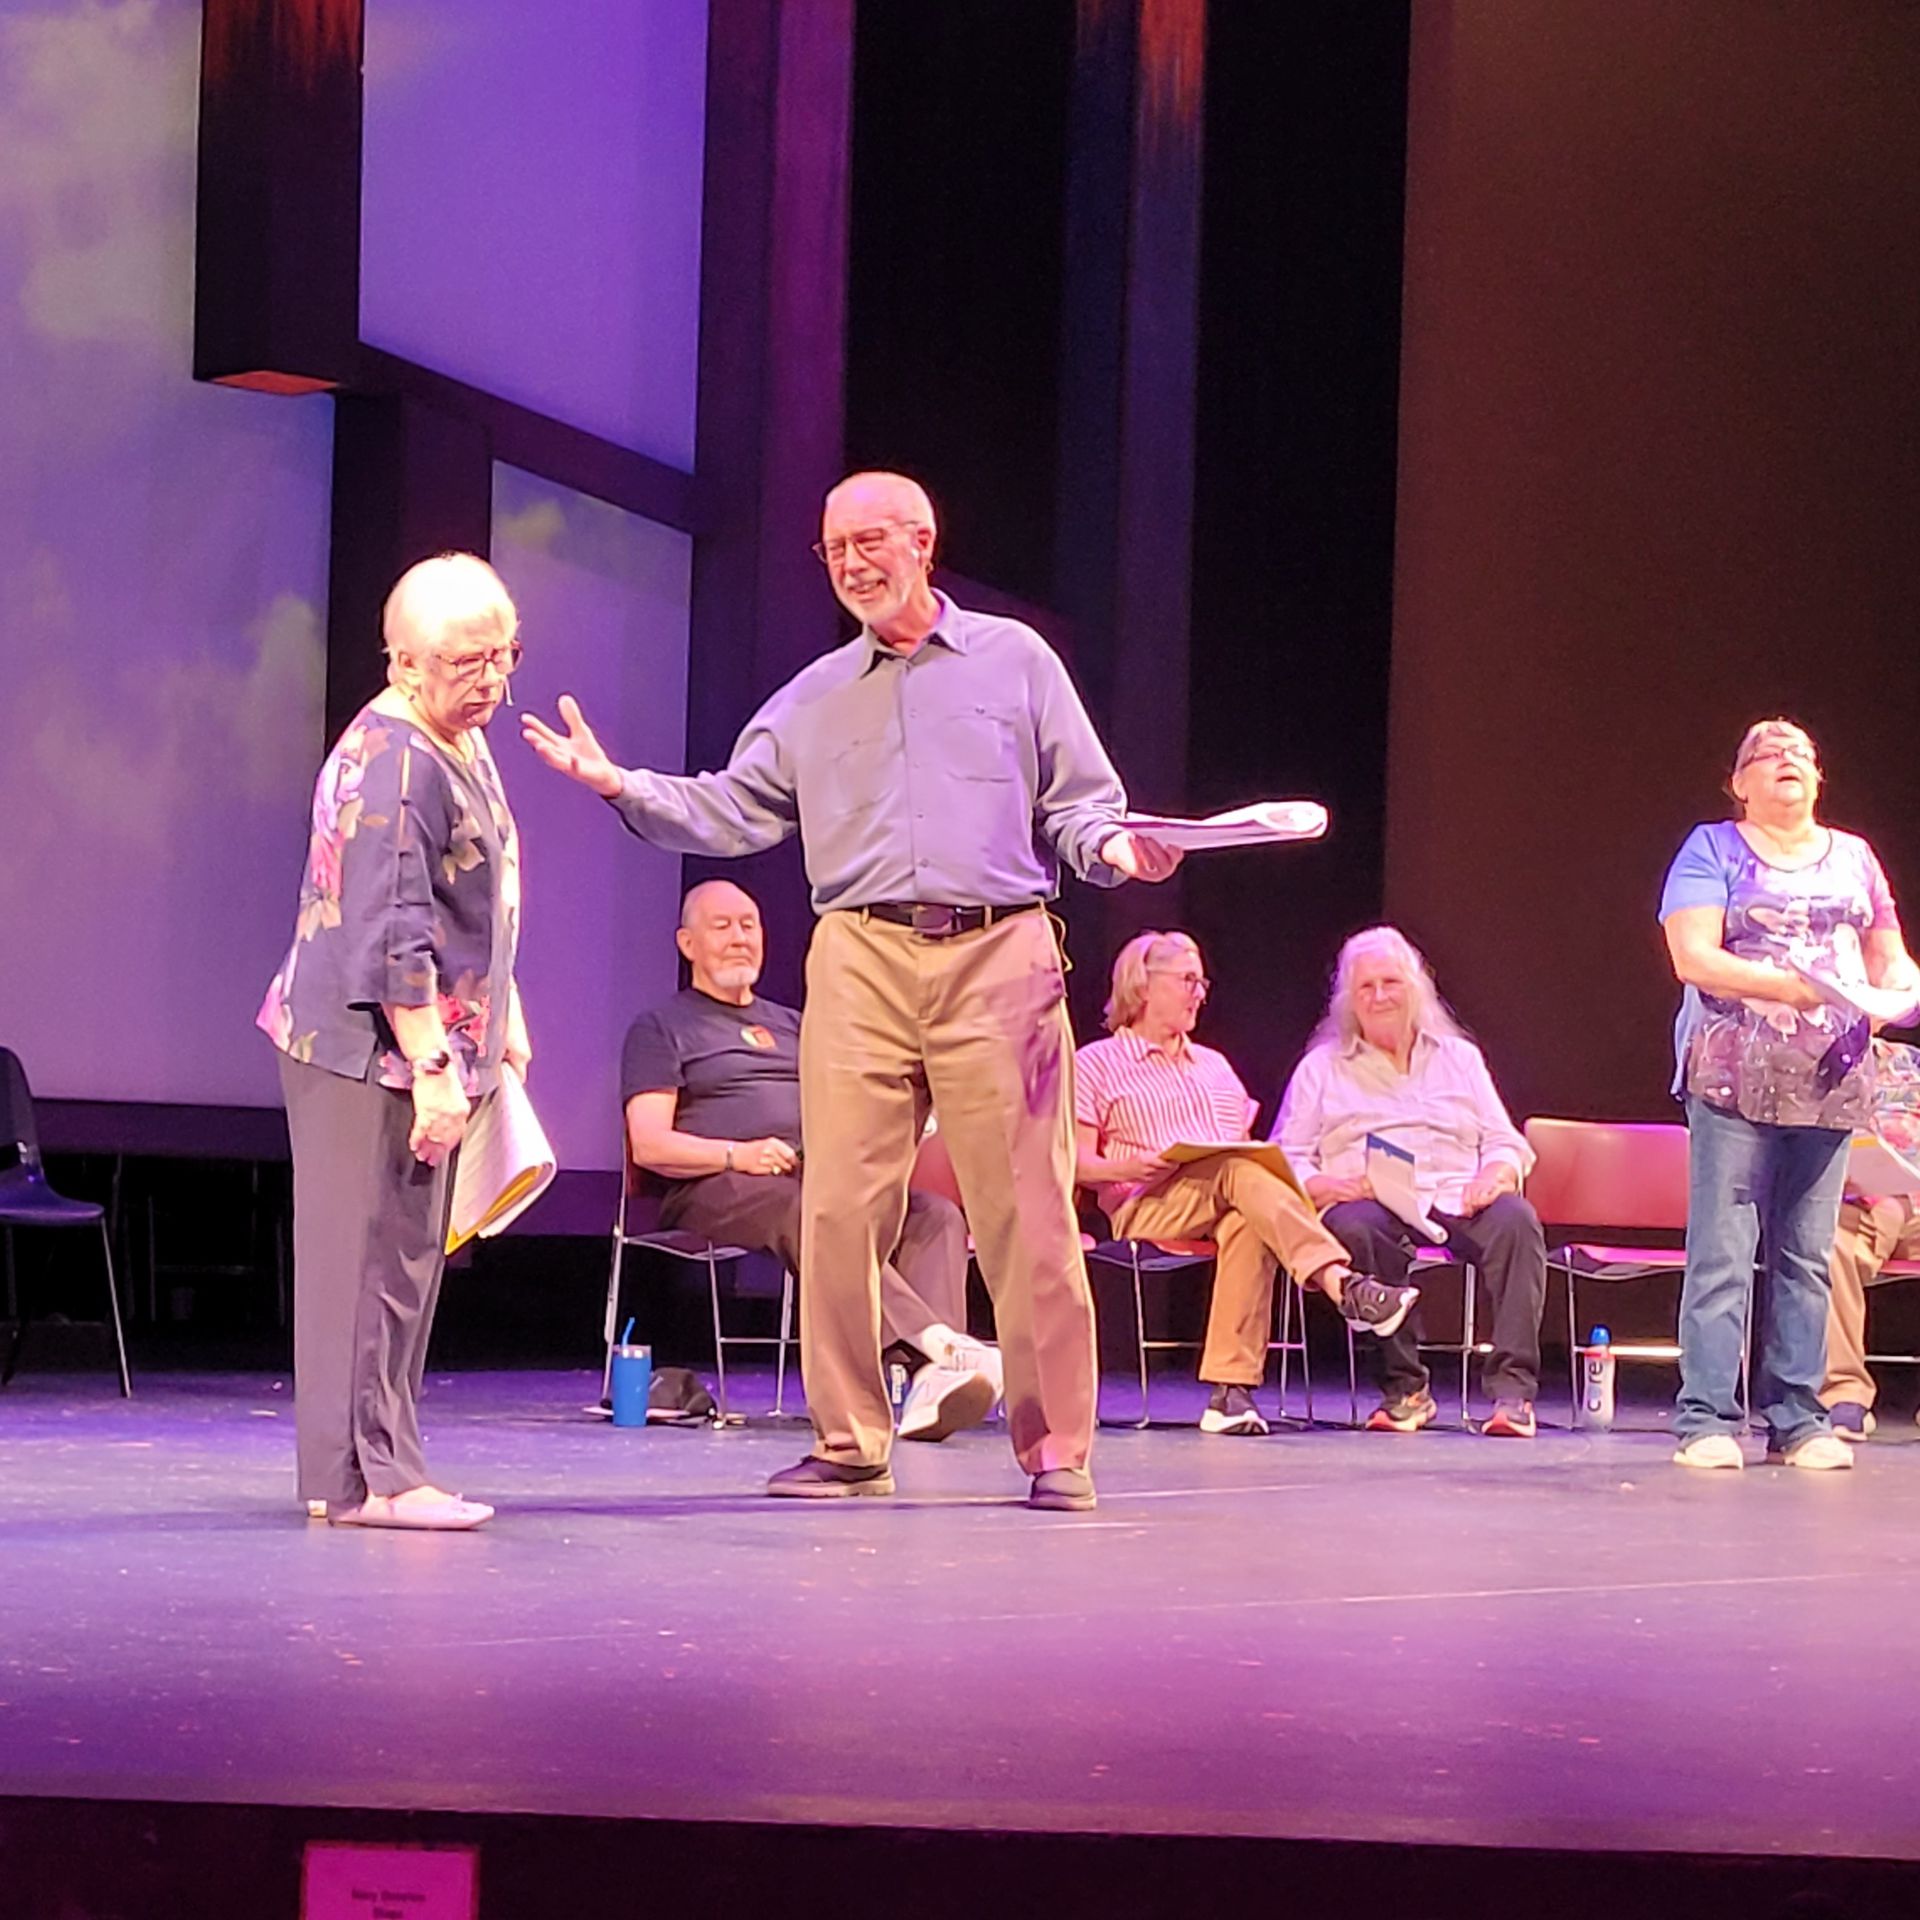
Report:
1848,1134,1920,1199
1786,957,1920,1029
1163,1139,1309,1200
1364,1133,1448,1244
447,1068,556,1253
1117,800,1329,853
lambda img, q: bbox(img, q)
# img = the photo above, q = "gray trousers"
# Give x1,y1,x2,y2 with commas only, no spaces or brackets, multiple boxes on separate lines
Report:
661,1170,969,1355
280,1053,458,1509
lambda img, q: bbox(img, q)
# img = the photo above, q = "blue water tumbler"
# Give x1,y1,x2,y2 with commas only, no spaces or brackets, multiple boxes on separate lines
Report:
610,1343,654,1428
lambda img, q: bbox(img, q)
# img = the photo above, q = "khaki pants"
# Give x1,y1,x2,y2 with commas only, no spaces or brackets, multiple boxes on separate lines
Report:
1110,1154,1349,1387
660,1170,969,1353
1822,1196,1920,1410
798,908,1095,1474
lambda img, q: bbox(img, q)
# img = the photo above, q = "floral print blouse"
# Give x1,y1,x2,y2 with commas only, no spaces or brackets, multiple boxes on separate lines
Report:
258,696,521,1098
1659,820,1899,1132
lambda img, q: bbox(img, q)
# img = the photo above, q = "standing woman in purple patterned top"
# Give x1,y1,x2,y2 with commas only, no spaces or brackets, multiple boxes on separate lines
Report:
1659,719,1917,1474
259,554,530,1530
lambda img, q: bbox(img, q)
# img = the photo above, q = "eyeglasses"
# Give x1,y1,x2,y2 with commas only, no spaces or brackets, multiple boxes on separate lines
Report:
811,523,922,568
1148,969,1210,994
1739,743,1818,770
434,640,524,686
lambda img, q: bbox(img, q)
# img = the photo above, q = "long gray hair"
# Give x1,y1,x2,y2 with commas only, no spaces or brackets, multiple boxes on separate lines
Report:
1307,925,1464,1053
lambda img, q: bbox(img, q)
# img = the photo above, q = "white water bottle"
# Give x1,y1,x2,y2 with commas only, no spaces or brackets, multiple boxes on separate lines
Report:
1577,1325,1616,1431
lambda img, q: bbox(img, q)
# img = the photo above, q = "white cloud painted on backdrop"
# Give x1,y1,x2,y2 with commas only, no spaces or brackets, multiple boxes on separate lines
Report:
0,0,332,1105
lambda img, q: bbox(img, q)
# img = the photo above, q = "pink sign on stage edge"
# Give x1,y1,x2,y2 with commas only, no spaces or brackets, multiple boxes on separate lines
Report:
301,1842,479,1920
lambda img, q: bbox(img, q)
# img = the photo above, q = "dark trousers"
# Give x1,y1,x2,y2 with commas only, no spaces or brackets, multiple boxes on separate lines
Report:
1323,1193,1547,1403
661,1170,969,1352
281,1053,457,1510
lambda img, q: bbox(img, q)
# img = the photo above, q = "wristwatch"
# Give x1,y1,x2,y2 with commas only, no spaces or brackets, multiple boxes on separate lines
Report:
410,1049,453,1076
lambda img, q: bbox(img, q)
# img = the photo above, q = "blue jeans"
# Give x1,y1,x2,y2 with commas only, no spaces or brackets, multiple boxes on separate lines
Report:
1676,1095,1849,1449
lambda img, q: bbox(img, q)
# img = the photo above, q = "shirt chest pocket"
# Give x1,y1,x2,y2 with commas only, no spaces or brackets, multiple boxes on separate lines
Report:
941,703,1022,784
827,732,894,813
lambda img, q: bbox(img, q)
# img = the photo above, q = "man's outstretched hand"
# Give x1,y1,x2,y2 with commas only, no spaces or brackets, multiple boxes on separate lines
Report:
521,695,623,798
1098,830,1183,884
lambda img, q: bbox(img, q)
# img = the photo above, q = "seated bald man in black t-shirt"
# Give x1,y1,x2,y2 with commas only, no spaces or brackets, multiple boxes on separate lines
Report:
622,881,1003,1440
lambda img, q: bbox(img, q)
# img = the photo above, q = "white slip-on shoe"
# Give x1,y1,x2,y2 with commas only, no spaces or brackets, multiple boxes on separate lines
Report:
1776,1432,1855,1472
918,1325,1006,1408
897,1365,996,1442
1673,1432,1745,1471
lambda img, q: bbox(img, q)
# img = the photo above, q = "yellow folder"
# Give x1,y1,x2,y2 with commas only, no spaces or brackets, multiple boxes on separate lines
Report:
447,1069,556,1253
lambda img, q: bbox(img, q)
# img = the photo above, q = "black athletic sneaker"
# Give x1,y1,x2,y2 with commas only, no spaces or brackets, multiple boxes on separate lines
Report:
1199,1382,1271,1436
765,1455,896,1498
1365,1387,1438,1433
1339,1275,1419,1339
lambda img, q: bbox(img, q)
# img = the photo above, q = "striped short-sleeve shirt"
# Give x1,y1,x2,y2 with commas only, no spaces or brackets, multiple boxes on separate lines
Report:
1074,1027,1257,1212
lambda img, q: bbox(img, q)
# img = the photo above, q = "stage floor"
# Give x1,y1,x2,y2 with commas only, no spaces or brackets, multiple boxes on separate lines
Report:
2,1368,1918,1864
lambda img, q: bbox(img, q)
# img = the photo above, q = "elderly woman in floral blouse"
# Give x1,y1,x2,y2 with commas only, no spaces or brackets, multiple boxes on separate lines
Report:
259,554,528,1529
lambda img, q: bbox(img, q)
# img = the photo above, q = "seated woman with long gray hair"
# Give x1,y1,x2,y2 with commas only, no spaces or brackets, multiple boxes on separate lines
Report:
1274,926,1547,1438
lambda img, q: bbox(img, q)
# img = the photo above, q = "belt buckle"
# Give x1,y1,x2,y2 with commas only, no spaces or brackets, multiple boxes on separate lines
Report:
910,903,960,938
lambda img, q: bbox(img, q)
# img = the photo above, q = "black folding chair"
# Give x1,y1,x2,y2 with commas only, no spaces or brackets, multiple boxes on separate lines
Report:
0,1047,131,1396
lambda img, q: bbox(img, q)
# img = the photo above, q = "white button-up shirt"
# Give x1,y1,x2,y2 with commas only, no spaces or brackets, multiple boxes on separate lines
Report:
1272,1030,1532,1216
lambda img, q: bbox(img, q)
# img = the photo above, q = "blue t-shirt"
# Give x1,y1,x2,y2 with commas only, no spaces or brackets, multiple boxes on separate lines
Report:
1658,819,1897,1129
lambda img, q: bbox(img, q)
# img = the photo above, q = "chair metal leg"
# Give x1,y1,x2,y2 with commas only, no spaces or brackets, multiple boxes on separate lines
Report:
600,1230,627,1402
1346,1323,1359,1427
1275,1278,1293,1421
1130,1246,1150,1429
1274,1282,1316,1428
1299,1288,1315,1427
1459,1265,1476,1425
772,1267,794,1416
100,1222,131,1398
1564,1267,1580,1421
708,1251,730,1421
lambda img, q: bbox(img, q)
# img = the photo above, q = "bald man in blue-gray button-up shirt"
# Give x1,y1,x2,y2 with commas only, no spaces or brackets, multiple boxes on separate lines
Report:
525,470,1181,1511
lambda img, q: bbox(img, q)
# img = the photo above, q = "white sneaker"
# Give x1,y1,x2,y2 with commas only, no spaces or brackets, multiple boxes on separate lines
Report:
917,1325,1005,1408
1777,1432,1855,1472
897,1365,996,1442
1673,1432,1745,1471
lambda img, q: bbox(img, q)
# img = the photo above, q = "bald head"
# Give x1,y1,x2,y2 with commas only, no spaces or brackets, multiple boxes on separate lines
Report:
824,470,937,539
680,878,756,930
676,881,764,1004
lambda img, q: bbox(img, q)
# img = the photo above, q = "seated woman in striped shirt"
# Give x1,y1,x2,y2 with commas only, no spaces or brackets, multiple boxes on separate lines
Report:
1074,930,1418,1437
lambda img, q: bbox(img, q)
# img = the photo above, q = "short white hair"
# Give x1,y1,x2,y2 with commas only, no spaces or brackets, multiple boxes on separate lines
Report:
382,552,518,662
1308,925,1464,1053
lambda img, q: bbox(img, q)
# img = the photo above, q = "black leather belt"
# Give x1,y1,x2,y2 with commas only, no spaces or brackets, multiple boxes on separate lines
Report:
863,899,1044,938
